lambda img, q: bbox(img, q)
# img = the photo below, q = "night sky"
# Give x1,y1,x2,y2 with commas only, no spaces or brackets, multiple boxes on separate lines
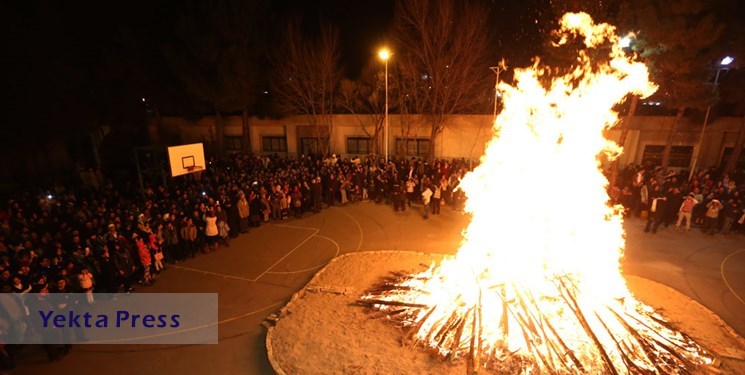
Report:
0,0,549,146
1,0,741,151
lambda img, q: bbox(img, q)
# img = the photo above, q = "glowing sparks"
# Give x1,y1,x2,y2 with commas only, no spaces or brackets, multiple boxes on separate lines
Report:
362,13,712,373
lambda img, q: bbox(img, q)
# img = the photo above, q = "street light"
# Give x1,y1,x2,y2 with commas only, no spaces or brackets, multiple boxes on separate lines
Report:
689,56,734,180
378,48,391,162
489,59,508,123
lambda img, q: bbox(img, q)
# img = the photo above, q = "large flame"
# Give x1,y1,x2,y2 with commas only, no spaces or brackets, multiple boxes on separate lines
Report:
363,13,712,373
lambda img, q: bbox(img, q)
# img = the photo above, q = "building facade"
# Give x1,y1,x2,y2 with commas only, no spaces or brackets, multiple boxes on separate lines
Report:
149,113,745,170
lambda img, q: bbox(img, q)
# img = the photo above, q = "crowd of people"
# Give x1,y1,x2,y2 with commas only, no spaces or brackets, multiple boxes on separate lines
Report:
611,162,745,235
1,152,743,368
0,153,474,366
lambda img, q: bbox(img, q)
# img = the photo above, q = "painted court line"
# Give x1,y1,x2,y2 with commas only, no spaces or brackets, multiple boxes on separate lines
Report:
333,207,364,251
251,229,320,281
720,248,745,307
265,234,341,275
170,265,255,283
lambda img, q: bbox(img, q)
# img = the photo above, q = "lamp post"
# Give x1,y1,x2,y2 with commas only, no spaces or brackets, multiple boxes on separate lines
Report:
489,59,507,123
689,56,734,181
378,48,391,162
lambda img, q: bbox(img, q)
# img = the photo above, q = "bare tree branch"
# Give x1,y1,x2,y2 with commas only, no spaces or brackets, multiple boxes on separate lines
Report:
393,0,493,158
271,19,342,155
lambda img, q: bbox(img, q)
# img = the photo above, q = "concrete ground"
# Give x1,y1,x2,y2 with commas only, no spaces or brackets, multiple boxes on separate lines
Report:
12,202,745,374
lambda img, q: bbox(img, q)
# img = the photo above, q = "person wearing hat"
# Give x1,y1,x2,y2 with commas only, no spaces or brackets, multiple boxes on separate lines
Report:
675,193,698,232
702,199,723,234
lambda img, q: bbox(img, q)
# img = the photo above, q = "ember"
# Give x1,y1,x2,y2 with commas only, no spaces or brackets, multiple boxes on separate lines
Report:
361,13,715,374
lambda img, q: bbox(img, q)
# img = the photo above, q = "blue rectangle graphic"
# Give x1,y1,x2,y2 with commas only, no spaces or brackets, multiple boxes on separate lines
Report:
1,293,218,344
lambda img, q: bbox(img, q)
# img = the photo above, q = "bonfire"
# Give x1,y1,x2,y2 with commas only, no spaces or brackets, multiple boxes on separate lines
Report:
360,13,714,374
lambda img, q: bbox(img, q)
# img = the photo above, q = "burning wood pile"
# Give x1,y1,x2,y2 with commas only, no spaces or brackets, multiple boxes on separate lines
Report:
360,271,713,373
360,13,715,374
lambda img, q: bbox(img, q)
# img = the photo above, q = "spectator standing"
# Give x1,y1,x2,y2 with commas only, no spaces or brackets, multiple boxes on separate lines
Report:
112,243,135,293
133,234,152,285
644,188,667,234
432,183,442,215
675,193,698,232
204,210,219,253
721,199,738,235
96,250,117,293
76,268,94,304
311,177,323,213
216,205,230,247
392,180,404,212
181,218,197,258
292,187,303,218
237,192,250,233
422,184,433,220
248,192,263,227
702,199,723,234
163,221,180,261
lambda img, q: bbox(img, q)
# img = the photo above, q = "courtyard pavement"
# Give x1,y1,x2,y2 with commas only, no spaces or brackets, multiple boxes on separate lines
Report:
12,202,745,374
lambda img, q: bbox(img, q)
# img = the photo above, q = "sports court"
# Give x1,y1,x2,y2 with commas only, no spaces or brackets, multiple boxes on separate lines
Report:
13,203,745,374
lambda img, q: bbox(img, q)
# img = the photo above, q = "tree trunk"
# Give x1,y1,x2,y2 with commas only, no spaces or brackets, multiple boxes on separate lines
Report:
609,95,639,187
428,125,438,161
241,109,251,155
661,107,685,170
215,110,224,158
724,114,745,176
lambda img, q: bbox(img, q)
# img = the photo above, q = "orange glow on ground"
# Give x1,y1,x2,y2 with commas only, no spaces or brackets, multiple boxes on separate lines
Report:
363,13,712,373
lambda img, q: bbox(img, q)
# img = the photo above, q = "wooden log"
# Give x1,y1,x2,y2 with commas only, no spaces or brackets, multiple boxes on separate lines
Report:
467,305,479,375
356,299,429,308
608,307,666,374
556,277,619,375
594,311,634,374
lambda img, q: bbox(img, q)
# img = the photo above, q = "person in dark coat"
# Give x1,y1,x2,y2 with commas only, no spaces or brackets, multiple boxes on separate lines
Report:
311,177,323,213
248,192,264,227
225,194,240,238
392,180,404,212
644,187,667,234
112,243,135,293
326,174,338,207
96,249,117,293
24,285,65,361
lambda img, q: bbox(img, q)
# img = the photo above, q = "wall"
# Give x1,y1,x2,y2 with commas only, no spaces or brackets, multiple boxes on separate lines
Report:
150,114,744,169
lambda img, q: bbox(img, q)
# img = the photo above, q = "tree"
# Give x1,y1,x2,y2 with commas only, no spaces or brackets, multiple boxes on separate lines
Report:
271,19,342,156
620,0,728,170
718,1,745,176
392,0,492,159
720,69,745,175
337,61,399,156
166,0,268,156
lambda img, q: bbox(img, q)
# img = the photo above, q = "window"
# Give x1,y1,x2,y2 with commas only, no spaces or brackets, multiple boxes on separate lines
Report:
395,138,430,158
721,147,745,169
224,136,242,152
347,137,372,155
641,145,693,168
262,136,287,153
300,137,329,155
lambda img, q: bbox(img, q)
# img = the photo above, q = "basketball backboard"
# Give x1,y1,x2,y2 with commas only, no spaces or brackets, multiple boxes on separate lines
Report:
168,143,206,177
